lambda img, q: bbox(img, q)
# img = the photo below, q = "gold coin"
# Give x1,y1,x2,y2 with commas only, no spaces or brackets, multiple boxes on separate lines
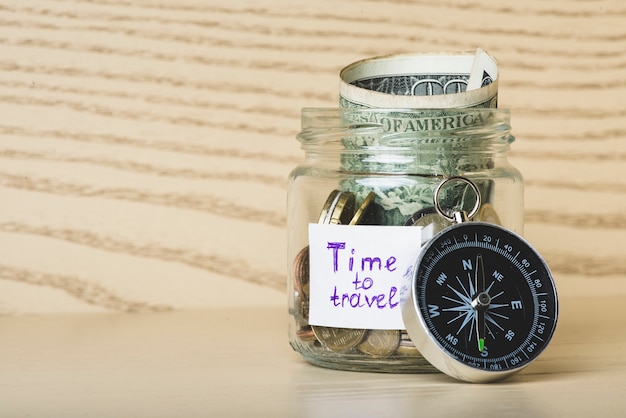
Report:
357,329,400,358
310,191,362,353
292,246,310,298
318,190,356,225
349,192,377,225
317,190,338,224
394,343,421,357
311,326,366,353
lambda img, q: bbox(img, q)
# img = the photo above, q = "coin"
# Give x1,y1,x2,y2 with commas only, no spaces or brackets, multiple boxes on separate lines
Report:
311,326,366,353
293,246,310,298
404,206,452,235
296,327,317,342
404,206,434,226
357,329,400,358
293,294,309,326
394,332,421,356
349,192,377,225
394,344,420,356
393,334,435,369
318,190,356,225
305,192,364,353
317,190,338,224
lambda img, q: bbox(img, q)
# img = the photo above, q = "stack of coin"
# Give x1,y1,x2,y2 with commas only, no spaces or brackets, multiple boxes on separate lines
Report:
295,190,356,351
292,190,419,359
316,189,356,225
310,191,372,354
292,187,503,363
292,246,309,300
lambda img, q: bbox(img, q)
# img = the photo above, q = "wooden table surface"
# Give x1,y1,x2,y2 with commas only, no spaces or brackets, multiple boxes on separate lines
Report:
1,294,626,417
0,1,625,415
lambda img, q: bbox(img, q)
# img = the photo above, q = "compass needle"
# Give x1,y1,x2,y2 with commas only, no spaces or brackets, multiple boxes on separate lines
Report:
471,253,488,352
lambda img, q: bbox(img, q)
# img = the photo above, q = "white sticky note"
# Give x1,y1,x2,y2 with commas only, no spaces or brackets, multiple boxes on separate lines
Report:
308,223,423,330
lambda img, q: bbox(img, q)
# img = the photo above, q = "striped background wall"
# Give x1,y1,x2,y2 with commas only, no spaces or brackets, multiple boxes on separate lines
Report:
0,0,624,314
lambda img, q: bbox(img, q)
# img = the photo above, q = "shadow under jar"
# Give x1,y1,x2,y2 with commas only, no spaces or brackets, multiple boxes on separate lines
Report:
287,108,524,373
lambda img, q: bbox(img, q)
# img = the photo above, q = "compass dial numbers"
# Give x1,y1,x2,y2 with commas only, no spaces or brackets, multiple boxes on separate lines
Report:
415,222,558,373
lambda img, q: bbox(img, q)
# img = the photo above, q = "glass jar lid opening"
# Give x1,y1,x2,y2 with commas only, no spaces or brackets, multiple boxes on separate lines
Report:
298,108,513,153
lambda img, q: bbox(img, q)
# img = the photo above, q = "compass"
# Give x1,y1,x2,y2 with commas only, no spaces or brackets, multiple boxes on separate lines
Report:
402,177,558,383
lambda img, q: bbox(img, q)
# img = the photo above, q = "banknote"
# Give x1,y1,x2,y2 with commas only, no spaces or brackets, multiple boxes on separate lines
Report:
336,49,501,224
339,48,498,110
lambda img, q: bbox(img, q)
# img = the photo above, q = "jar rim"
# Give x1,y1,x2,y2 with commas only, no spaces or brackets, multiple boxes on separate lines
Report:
298,107,514,150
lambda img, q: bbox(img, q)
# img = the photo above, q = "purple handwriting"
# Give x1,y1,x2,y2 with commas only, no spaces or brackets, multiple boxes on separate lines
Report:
327,242,397,273
326,242,399,310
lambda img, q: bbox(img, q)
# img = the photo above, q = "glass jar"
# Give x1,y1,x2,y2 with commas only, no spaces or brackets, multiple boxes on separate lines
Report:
287,108,524,373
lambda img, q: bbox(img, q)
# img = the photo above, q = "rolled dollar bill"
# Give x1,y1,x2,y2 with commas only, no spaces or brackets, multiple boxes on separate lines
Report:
337,49,501,224
340,48,498,109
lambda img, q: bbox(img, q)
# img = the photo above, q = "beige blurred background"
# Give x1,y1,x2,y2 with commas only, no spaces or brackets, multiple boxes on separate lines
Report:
0,0,624,314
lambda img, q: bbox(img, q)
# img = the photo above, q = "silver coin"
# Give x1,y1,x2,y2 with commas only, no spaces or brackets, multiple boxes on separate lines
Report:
404,206,452,236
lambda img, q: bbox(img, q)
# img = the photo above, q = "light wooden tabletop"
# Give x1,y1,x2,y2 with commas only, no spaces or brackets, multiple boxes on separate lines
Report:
1,294,625,417
0,1,625,415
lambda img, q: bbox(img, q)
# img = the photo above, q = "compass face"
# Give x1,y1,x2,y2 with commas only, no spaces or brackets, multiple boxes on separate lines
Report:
403,221,558,382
